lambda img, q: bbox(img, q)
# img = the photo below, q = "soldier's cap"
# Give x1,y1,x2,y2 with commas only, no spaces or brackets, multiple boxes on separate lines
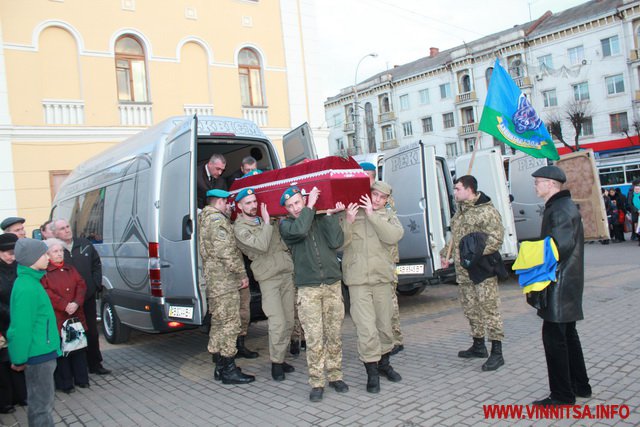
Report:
236,188,255,202
1,216,25,231
280,186,302,206
531,165,566,183
371,181,392,196
359,162,376,171
206,189,230,199
0,233,18,251
241,169,262,178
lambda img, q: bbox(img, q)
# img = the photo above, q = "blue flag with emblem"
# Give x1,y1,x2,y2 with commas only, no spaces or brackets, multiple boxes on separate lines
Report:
479,59,559,160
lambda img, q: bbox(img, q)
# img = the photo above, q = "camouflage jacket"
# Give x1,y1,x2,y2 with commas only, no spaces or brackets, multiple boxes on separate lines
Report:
441,192,504,281
198,206,246,297
340,207,404,286
233,215,294,282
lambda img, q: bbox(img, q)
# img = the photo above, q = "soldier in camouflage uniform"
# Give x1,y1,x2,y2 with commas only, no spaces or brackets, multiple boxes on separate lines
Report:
233,188,296,381
198,189,255,384
440,175,505,371
279,186,349,402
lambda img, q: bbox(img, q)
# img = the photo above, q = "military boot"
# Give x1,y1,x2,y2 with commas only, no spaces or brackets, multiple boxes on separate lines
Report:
378,353,402,382
220,356,255,384
290,340,300,356
236,336,259,359
212,352,221,381
482,340,505,371
364,362,380,393
458,337,488,358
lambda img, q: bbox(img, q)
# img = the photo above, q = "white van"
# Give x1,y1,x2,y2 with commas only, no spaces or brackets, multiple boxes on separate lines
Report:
51,115,281,343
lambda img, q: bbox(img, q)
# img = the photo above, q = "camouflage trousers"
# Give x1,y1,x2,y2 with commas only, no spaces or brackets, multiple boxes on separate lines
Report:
239,286,250,336
208,292,241,357
291,288,305,341
259,274,295,363
349,283,394,362
297,281,344,388
458,276,504,341
390,281,404,345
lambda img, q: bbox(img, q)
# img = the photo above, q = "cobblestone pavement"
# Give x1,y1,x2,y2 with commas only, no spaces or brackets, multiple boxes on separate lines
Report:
1,241,639,426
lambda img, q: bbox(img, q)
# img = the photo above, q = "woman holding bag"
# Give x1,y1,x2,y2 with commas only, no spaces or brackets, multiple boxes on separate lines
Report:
41,238,90,393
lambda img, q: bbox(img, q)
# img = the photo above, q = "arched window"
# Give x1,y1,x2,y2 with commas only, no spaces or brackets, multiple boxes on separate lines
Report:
485,67,494,87
115,36,148,102
238,48,264,106
461,74,471,93
636,24,640,48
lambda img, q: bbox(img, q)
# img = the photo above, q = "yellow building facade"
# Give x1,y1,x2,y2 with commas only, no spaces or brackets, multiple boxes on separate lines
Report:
0,0,328,232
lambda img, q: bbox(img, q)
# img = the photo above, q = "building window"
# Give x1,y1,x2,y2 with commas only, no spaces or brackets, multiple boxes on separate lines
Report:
402,121,413,137
115,35,149,102
379,94,391,113
605,74,625,95
440,83,451,99
508,56,523,78
446,142,458,158
601,35,620,57
460,74,472,93
422,116,433,133
568,45,585,65
579,117,594,137
573,82,590,101
461,107,474,124
399,94,410,110
485,67,493,87
419,89,430,105
382,125,395,141
542,89,558,107
464,138,476,152
332,113,342,127
538,54,553,70
336,137,344,151
610,112,628,133
443,112,455,128
238,48,264,106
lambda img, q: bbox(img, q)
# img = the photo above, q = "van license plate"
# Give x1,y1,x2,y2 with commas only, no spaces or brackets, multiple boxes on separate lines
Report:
168,306,193,320
396,264,424,275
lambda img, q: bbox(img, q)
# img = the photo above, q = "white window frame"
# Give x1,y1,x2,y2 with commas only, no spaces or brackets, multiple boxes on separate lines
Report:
419,88,430,105
568,45,585,65
601,35,620,57
402,121,413,137
399,94,410,110
537,54,553,70
573,82,590,101
422,116,433,133
440,83,451,99
443,112,455,128
542,89,558,107
605,74,625,95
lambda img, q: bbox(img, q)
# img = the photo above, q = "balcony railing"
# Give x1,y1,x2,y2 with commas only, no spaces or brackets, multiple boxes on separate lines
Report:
513,76,532,88
455,91,477,104
42,99,85,125
630,49,640,62
381,139,398,150
343,121,355,133
119,103,153,126
378,111,396,123
242,106,268,127
634,90,640,102
184,104,214,116
458,122,478,136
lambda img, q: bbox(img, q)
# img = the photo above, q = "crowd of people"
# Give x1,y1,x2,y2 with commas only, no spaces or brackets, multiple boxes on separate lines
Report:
602,181,640,244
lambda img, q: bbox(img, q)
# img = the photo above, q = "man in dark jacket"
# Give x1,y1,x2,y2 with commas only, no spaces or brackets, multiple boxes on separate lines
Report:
52,219,111,375
279,186,348,402
531,166,591,406
197,154,228,209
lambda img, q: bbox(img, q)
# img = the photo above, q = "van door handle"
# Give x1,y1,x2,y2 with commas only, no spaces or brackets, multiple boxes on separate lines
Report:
182,215,193,240
519,209,525,214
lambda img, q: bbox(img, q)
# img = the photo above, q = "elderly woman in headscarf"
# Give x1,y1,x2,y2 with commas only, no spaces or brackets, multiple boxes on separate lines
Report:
41,238,90,393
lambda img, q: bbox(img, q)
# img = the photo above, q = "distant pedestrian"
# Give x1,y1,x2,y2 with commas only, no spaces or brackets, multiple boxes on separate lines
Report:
626,180,640,241
1,217,26,239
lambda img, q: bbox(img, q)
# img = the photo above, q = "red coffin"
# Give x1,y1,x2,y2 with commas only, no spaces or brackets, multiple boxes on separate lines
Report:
228,156,371,216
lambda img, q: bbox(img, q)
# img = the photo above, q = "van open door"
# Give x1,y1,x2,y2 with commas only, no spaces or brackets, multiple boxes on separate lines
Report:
282,122,318,166
383,141,454,293
158,116,202,326
508,151,547,241
456,148,518,261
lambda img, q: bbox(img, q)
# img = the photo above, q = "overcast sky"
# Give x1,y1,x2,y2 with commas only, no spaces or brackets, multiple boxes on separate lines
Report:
315,0,587,100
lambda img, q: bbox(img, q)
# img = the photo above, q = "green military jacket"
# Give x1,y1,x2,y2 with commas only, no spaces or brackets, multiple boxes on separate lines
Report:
441,192,504,282
341,207,404,286
198,206,245,297
233,215,294,282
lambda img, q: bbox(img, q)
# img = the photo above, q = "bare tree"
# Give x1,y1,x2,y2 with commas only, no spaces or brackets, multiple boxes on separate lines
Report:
546,112,575,152
565,100,592,151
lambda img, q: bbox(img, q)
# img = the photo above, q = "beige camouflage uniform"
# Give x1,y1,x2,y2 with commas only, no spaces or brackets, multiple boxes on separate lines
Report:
234,215,295,363
386,197,404,346
199,206,246,358
441,192,505,341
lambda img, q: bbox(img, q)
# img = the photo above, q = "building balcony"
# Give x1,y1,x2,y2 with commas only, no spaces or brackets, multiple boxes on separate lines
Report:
184,104,214,116
455,91,477,105
634,91,640,103
629,49,640,63
343,121,355,133
42,99,85,125
119,103,153,126
378,111,396,123
381,139,398,150
242,106,268,127
458,122,478,136
513,76,532,89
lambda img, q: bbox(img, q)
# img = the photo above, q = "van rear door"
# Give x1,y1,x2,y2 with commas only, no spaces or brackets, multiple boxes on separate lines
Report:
455,148,518,260
508,151,547,241
282,122,318,166
158,116,202,325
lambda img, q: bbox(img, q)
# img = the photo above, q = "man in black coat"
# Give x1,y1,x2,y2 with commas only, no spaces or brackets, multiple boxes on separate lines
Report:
52,219,111,375
197,154,228,209
531,166,591,406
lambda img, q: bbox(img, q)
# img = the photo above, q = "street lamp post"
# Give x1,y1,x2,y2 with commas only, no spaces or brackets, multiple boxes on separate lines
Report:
353,53,377,154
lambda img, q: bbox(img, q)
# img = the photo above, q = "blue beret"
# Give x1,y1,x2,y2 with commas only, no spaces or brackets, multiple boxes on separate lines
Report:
241,169,263,178
280,186,302,206
206,189,230,198
236,188,255,202
359,162,376,171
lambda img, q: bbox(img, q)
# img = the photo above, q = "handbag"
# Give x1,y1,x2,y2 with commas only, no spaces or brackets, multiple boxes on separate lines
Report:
60,317,87,356
526,285,550,310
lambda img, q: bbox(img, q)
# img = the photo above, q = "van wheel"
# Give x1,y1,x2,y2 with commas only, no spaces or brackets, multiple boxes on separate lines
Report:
102,300,131,344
